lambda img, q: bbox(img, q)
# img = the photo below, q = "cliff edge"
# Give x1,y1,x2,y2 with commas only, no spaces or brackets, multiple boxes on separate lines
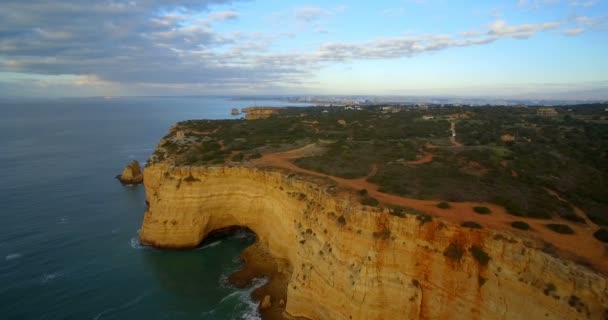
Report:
140,163,608,320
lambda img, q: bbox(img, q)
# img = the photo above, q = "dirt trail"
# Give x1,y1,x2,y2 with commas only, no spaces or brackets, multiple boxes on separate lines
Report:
406,149,434,165
255,144,608,274
450,121,463,147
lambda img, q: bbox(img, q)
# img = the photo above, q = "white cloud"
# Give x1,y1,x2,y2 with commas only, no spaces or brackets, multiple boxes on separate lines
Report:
561,27,585,35
295,6,331,22
488,19,562,39
569,0,598,7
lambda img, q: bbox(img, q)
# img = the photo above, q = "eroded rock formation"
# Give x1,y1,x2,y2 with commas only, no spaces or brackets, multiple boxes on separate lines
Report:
241,107,284,120
140,163,608,320
117,160,143,184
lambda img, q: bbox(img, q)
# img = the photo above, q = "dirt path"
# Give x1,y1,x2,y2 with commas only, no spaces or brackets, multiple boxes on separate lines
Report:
450,121,463,147
255,144,608,274
406,149,434,165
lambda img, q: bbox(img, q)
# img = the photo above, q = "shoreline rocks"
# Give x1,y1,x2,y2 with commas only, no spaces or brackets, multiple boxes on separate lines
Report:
116,160,144,185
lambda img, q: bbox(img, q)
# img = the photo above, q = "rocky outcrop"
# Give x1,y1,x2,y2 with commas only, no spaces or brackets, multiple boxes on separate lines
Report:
242,107,284,120
140,163,608,320
231,108,241,116
117,160,144,184
260,295,272,310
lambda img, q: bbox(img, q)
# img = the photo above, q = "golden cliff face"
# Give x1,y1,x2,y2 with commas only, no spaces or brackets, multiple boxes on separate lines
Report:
140,163,608,320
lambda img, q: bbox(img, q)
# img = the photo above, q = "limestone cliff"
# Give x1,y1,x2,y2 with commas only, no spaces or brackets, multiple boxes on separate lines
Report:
140,163,608,320
242,107,284,120
117,160,143,184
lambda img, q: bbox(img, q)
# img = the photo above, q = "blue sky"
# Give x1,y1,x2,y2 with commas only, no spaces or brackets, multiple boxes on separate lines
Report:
0,0,607,99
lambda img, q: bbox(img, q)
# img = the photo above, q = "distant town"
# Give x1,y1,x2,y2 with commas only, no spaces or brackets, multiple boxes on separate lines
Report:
234,95,608,107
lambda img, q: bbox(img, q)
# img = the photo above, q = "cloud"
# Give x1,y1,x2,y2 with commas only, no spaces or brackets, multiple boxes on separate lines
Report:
517,0,561,9
0,1,597,95
561,27,585,35
574,15,608,30
488,20,562,39
569,1,598,7
295,6,331,22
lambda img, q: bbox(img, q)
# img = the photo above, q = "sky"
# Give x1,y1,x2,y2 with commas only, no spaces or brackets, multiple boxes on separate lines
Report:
0,0,607,99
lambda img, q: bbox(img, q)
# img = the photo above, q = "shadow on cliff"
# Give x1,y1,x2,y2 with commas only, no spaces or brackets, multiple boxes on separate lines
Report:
141,227,257,315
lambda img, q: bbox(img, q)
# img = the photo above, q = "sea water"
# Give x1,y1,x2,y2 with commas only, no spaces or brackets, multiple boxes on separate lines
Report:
0,96,307,320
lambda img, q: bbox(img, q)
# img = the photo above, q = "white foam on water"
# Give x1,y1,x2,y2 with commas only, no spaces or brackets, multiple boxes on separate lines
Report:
93,291,151,320
58,216,68,224
198,240,222,250
41,273,58,284
130,236,144,249
5,253,22,261
234,277,268,320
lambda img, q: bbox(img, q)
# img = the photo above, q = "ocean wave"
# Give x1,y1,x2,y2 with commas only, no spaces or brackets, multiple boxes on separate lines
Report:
130,236,145,249
235,277,267,320
42,272,59,284
211,277,267,320
198,240,222,250
93,291,151,320
5,253,22,261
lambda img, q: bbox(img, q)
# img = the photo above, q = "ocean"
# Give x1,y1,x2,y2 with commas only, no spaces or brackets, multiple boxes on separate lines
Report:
0,96,308,320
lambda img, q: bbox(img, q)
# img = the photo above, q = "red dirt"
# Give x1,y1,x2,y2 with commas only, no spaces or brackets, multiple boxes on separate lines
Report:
406,149,434,165
255,144,608,274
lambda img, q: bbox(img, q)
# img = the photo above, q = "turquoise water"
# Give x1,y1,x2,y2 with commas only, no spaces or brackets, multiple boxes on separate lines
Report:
0,97,307,320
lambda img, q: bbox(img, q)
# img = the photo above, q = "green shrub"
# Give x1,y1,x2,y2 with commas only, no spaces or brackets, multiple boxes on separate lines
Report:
473,206,492,215
437,202,451,209
248,152,262,159
511,221,530,230
593,228,608,243
469,245,491,265
232,153,244,162
545,223,575,235
361,195,379,207
443,243,464,261
462,221,483,229
337,215,347,226
416,213,433,225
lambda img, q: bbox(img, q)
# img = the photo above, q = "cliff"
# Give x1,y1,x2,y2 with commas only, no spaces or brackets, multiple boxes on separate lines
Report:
241,107,284,120
140,163,608,320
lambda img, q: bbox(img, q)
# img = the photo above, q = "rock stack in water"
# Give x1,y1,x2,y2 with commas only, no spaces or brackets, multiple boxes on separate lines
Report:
117,160,144,185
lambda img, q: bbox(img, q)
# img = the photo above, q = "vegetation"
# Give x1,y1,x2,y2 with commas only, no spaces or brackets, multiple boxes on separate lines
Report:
437,201,450,209
443,243,465,261
360,195,380,207
151,104,608,227
511,221,531,230
462,221,483,229
545,223,575,235
593,228,608,243
469,246,491,265
473,206,491,214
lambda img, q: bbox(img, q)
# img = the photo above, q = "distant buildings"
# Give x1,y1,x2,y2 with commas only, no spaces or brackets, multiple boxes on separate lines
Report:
537,107,558,117
380,106,401,113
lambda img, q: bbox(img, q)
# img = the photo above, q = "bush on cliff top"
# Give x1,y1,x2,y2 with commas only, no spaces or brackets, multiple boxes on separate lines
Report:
473,206,491,214
461,221,483,229
437,202,450,209
545,223,575,235
593,228,608,243
511,221,530,230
